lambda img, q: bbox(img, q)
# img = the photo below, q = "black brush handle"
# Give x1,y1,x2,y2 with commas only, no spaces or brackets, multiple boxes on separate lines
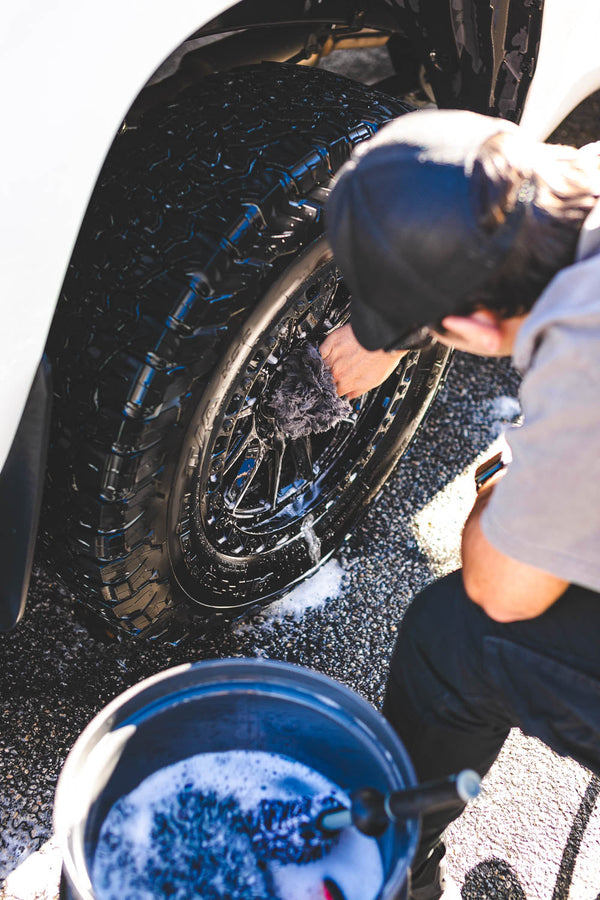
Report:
350,770,481,837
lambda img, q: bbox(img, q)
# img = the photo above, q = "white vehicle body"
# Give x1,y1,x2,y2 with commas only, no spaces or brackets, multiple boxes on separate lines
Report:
518,0,600,137
0,0,231,470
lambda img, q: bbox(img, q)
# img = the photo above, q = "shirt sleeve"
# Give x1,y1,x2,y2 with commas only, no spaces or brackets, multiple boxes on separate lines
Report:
481,313,600,593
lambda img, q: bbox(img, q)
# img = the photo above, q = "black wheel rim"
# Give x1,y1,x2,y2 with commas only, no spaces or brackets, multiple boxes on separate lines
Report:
202,269,415,549
169,240,421,607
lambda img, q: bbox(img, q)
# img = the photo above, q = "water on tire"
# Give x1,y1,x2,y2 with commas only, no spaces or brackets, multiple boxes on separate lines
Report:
91,750,384,900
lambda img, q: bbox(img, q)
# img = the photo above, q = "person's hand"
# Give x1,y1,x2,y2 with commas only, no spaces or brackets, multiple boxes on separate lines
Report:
320,323,407,400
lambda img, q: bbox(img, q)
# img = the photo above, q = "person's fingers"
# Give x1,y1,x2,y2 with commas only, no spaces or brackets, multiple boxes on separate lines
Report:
337,375,361,397
329,372,350,396
319,329,344,356
320,323,355,361
330,367,353,394
328,358,348,377
319,336,334,360
321,324,403,398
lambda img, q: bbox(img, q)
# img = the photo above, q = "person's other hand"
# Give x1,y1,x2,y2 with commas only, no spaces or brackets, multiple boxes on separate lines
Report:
319,323,407,400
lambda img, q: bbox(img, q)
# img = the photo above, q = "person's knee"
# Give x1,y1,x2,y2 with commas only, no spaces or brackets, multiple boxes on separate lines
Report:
385,569,488,715
384,571,510,780
399,569,468,643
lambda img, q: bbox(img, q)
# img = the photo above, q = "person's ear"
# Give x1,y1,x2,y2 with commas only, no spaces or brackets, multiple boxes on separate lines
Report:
439,310,503,354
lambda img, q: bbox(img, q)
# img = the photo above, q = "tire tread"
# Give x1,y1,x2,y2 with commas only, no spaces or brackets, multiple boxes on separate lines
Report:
43,64,412,637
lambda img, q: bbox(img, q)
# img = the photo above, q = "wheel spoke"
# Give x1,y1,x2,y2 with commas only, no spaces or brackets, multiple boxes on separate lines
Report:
278,319,296,357
232,440,267,512
199,256,427,558
267,436,286,509
322,307,350,339
221,424,256,476
290,436,314,482
235,402,255,421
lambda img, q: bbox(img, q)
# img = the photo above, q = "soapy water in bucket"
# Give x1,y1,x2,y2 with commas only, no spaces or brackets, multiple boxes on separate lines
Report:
91,750,384,900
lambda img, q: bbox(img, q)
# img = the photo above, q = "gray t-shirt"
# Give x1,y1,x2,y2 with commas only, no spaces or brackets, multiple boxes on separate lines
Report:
480,192,600,593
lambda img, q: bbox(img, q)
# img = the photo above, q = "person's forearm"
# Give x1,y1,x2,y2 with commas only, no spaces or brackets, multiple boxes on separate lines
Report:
461,470,504,583
461,482,498,607
464,477,497,531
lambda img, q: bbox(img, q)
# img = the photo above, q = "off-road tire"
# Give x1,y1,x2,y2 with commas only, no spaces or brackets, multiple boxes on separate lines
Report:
43,63,451,639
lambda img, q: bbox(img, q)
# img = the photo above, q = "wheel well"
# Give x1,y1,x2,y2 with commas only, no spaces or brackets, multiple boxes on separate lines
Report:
125,0,406,125
43,63,440,638
200,0,399,35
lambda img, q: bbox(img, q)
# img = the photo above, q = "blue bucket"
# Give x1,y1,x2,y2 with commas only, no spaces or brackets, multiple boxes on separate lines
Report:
54,659,420,900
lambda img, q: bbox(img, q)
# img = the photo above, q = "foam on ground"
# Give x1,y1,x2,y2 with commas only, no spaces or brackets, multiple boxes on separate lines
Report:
235,559,344,632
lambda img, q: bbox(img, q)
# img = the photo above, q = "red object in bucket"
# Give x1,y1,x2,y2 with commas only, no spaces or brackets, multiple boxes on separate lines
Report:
323,877,346,900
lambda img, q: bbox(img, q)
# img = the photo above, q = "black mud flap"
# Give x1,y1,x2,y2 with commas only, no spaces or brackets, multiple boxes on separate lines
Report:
0,359,52,630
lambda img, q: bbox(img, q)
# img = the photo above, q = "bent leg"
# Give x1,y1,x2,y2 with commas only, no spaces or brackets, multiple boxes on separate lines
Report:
383,570,600,896
383,571,511,894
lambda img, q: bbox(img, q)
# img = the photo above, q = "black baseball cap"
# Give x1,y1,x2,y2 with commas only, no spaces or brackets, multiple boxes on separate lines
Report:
326,110,533,351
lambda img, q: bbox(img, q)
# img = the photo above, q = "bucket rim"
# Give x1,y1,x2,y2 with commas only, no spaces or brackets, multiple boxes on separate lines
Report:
55,657,419,900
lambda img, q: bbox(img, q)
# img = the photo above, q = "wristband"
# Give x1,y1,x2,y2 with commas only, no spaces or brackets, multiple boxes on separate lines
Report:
474,451,508,493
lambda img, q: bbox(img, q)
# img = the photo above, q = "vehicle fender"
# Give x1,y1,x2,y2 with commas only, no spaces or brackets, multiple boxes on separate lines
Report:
0,358,52,631
519,0,600,139
0,0,236,474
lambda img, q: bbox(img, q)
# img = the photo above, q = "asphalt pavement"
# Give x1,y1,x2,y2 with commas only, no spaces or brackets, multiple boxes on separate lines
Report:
2,351,600,900
2,48,600,900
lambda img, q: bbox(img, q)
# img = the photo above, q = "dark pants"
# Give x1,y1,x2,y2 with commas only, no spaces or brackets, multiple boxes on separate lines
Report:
383,570,600,899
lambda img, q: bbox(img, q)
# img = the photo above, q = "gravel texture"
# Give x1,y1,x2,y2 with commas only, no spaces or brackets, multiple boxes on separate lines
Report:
2,354,599,900
2,48,600,900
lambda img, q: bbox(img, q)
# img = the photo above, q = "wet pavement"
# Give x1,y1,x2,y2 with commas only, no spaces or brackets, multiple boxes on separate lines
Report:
2,49,600,900
2,351,600,899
